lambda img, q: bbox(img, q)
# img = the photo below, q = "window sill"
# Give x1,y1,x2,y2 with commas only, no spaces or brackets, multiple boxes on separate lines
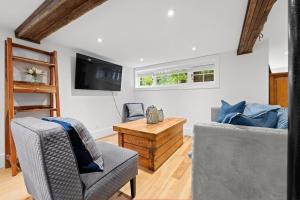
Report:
135,82,220,91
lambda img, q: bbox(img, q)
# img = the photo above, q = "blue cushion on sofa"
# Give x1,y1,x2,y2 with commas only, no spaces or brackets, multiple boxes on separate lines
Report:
276,108,288,129
222,110,278,128
216,100,246,123
243,103,280,116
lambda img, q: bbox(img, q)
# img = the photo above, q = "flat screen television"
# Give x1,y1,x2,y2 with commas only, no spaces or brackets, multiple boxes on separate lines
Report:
75,53,122,91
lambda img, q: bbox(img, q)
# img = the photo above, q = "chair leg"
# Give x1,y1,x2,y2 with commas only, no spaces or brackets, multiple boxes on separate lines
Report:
130,177,136,198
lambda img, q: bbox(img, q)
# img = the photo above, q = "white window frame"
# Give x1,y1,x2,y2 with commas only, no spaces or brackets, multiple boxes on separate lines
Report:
134,55,220,90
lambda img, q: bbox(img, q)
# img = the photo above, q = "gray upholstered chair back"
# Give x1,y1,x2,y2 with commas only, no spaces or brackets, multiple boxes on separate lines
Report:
122,103,145,122
211,107,220,122
10,117,83,200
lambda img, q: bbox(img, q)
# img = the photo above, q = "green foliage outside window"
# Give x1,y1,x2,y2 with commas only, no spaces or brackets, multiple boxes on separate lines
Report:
138,68,214,87
157,72,188,85
140,76,153,86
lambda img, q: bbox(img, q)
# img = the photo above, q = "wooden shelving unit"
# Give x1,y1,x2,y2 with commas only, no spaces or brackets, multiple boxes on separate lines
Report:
5,37,61,176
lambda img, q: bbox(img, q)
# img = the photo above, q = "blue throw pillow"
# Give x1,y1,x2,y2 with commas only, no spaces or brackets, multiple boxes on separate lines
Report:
223,110,278,128
243,103,280,116
216,100,246,123
276,108,288,129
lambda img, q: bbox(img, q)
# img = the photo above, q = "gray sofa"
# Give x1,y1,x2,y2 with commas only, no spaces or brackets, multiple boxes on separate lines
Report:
10,117,138,200
192,107,287,200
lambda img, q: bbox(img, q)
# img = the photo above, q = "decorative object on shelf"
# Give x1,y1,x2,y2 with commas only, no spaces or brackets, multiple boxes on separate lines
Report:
146,105,159,124
25,67,44,83
158,109,164,122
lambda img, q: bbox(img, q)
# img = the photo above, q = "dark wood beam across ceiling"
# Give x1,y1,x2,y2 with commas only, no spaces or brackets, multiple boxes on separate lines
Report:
237,0,277,55
15,0,107,44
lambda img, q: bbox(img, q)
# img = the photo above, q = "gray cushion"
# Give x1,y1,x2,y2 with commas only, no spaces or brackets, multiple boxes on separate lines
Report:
45,117,104,170
81,142,138,200
126,103,144,117
127,115,145,122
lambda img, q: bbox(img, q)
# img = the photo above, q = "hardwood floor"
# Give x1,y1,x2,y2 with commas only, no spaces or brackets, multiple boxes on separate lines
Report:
0,134,192,200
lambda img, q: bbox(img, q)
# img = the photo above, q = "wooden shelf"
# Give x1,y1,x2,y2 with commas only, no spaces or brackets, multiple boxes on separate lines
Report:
13,81,56,93
12,42,51,55
14,105,57,113
13,56,54,67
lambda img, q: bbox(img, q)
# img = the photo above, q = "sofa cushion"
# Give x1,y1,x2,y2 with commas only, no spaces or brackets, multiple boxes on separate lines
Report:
126,103,144,117
216,100,246,123
277,108,288,129
81,141,137,189
81,141,138,200
243,103,280,116
223,110,278,128
44,118,104,173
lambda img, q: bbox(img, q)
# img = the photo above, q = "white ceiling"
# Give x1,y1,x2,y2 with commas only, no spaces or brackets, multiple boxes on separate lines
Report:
0,0,248,67
262,0,288,72
0,0,43,30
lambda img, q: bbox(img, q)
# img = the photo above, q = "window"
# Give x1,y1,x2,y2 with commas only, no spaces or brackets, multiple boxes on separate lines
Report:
135,56,219,90
156,71,188,86
192,69,214,83
139,75,153,87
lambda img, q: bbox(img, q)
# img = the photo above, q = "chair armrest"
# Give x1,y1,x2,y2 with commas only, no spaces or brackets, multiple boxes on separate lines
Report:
11,118,83,200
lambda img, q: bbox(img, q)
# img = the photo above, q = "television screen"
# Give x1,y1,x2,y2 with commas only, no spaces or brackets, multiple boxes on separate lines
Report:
75,53,122,91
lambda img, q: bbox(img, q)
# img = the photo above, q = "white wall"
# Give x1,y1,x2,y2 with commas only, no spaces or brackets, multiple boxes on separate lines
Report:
0,26,269,168
134,42,269,135
0,27,135,168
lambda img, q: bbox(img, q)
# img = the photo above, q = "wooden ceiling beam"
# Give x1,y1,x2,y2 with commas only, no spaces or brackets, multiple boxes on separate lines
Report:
15,0,107,44
237,0,277,55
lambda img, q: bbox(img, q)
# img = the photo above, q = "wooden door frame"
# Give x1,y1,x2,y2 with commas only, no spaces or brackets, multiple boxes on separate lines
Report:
269,71,288,106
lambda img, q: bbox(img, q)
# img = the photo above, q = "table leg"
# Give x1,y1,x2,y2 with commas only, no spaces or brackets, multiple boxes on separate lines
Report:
118,132,124,147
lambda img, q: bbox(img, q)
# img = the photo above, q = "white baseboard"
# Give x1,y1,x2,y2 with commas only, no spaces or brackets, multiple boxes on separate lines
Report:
0,153,4,169
91,127,115,139
184,127,194,136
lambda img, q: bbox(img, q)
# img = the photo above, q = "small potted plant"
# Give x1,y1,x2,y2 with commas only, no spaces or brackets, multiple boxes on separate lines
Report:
25,67,44,83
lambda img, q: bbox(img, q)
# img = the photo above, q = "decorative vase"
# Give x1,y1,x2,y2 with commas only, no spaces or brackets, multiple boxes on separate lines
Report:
158,109,164,122
25,74,41,83
146,105,159,124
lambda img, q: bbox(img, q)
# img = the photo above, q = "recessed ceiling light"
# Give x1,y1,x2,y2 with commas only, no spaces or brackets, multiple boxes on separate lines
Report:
140,58,144,62
97,38,103,43
192,47,197,51
284,51,288,55
167,9,175,17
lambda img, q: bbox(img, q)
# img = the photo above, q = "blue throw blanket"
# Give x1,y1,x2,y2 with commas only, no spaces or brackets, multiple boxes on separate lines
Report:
43,118,102,174
222,103,280,128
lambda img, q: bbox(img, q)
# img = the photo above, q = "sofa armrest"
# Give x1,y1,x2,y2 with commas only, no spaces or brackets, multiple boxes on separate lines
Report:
11,117,83,200
192,122,287,200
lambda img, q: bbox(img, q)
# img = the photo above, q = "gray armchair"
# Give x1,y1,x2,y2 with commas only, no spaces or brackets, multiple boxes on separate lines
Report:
122,103,145,122
10,117,138,200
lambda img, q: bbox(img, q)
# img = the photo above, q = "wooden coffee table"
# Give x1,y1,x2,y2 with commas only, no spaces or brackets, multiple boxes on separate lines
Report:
113,118,187,171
